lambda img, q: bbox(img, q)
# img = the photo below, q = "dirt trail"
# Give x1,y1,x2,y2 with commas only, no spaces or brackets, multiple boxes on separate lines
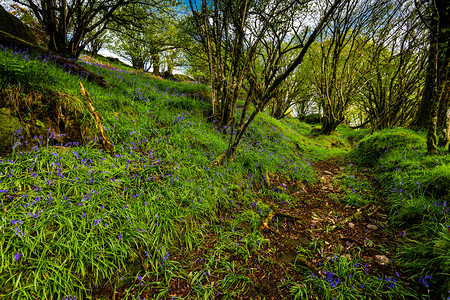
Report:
245,157,406,299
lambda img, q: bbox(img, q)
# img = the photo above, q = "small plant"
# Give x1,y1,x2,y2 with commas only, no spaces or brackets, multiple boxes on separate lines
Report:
291,254,416,300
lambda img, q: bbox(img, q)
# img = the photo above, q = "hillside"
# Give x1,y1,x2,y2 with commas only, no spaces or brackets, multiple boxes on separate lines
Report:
0,45,449,299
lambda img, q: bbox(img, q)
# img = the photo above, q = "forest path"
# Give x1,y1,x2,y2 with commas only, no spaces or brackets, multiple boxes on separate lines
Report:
245,156,408,299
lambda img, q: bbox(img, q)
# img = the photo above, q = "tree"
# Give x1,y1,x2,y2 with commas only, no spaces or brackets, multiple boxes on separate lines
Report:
354,1,427,130
189,0,343,160
269,49,315,119
108,3,183,74
177,14,211,83
12,0,169,58
413,0,450,153
310,0,399,134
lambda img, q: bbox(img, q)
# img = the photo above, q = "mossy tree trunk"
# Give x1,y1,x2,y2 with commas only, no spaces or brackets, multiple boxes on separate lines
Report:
152,52,161,76
417,0,450,154
437,88,450,148
320,101,345,134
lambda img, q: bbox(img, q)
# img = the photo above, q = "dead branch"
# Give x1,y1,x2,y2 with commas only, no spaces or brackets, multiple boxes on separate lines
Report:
79,82,115,154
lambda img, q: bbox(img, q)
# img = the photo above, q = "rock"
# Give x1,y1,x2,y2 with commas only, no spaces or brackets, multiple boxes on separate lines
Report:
375,255,390,265
367,224,378,230
0,108,21,155
173,74,196,82
0,5,37,44
348,222,355,229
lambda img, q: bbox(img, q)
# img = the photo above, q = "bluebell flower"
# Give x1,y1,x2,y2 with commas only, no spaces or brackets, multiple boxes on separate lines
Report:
14,251,23,261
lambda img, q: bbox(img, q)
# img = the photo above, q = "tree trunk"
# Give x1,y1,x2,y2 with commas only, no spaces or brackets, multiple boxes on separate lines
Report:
132,57,145,71
413,37,438,128
424,0,450,154
320,117,340,134
437,82,449,146
152,53,161,76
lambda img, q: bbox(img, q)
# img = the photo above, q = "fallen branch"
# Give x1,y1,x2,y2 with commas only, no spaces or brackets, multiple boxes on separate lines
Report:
210,152,226,167
275,211,304,220
79,82,114,154
327,203,371,233
264,170,271,187
367,205,382,217
259,200,303,234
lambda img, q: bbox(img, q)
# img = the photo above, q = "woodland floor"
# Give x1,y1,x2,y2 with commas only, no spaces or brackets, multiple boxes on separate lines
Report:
249,158,409,299
115,157,412,299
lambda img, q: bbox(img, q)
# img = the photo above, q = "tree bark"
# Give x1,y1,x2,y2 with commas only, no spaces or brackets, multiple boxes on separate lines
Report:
423,0,450,154
152,52,161,76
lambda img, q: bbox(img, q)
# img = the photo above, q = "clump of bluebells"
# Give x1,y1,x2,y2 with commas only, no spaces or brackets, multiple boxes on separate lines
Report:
291,255,413,299
0,43,95,89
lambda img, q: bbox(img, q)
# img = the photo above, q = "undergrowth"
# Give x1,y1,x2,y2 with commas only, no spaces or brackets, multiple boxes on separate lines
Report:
351,128,450,298
0,46,326,299
1,45,448,299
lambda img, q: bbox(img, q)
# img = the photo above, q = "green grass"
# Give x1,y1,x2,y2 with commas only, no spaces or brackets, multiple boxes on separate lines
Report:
350,128,450,298
290,252,416,300
0,46,317,299
0,45,449,299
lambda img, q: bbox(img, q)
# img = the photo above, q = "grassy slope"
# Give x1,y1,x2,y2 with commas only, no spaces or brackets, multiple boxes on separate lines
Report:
351,129,450,297
0,47,448,299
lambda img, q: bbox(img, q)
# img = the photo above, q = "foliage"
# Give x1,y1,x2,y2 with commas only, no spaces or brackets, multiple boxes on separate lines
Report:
107,2,183,73
0,46,325,299
1,39,448,299
291,253,416,300
351,128,450,297
190,0,344,159
10,0,174,58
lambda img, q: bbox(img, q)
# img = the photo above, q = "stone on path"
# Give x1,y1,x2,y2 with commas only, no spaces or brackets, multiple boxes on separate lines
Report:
367,224,378,230
375,255,390,265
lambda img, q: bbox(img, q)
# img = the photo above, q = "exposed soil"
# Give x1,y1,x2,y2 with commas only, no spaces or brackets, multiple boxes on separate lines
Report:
242,157,410,299
0,86,100,156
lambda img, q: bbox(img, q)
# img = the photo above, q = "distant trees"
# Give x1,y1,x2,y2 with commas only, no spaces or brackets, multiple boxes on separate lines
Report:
281,0,439,140
356,4,427,130
189,0,343,159
177,14,210,83
308,0,410,134
11,0,172,58
108,3,184,74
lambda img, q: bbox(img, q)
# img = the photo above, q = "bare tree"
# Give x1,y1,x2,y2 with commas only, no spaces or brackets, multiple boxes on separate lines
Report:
189,0,343,160
310,0,399,134
354,1,427,129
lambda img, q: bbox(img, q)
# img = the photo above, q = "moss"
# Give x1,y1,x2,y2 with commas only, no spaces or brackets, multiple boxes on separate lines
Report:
0,107,21,155
351,128,426,165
